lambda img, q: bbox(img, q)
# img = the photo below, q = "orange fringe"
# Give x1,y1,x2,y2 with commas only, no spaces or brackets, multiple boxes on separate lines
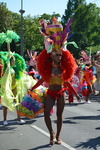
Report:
17,108,44,118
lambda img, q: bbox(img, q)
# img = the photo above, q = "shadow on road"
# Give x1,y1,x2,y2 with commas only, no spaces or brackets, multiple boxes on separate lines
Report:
75,136,100,150
90,95,100,103
95,127,100,130
29,144,53,150
65,115,100,121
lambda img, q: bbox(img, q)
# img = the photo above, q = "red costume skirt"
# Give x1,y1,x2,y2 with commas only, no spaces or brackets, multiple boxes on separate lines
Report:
47,88,66,99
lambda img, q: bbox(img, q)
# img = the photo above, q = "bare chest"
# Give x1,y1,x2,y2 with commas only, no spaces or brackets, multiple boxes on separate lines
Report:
51,67,62,76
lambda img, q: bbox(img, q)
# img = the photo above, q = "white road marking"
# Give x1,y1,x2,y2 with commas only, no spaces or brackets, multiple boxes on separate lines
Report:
31,125,76,150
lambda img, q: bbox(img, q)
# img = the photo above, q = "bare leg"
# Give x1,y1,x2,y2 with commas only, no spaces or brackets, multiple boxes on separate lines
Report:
16,109,21,121
16,109,25,124
3,106,7,121
12,88,21,121
44,95,55,144
56,94,65,143
85,87,92,102
44,95,55,133
14,92,25,123
92,84,95,95
68,89,73,103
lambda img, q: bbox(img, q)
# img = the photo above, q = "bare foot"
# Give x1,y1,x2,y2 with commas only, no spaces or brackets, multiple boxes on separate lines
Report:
56,136,62,144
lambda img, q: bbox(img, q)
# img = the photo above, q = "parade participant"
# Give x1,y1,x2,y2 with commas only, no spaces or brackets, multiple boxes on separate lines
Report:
67,74,80,104
82,63,96,103
0,51,27,125
0,60,3,103
30,17,81,145
65,59,82,104
79,51,96,103
27,50,40,80
0,30,27,125
14,51,47,120
93,51,100,95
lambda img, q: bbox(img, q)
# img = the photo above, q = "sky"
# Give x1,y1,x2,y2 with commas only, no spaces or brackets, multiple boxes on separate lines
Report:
0,0,100,18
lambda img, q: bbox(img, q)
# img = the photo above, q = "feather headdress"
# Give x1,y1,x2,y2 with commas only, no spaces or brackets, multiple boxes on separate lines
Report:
39,17,73,53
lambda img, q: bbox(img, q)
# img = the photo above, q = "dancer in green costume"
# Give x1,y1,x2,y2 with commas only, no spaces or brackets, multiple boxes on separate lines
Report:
0,30,27,125
0,30,41,125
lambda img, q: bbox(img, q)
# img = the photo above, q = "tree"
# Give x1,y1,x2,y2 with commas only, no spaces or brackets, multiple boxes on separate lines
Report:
0,2,13,32
61,1,100,58
23,13,60,56
23,16,44,52
61,0,86,27
39,13,60,21
0,3,21,53
71,4,100,52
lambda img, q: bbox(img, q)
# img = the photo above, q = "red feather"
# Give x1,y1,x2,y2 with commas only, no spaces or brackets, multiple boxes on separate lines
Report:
37,49,76,83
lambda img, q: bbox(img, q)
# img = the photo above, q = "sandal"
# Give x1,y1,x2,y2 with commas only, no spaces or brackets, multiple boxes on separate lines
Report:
50,132,55,145
56,136,62,144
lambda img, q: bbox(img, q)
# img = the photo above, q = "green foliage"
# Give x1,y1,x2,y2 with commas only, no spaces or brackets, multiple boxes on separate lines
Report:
39,13,60,21
23,16,44,54
61,1,100,58
0,3,21,53
0,1,99,59
61,0,86,27
0,2,13,32
71,4,100,49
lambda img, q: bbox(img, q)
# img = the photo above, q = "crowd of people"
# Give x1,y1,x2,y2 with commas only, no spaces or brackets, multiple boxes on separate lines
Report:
0,18,100,146
68,50,98,104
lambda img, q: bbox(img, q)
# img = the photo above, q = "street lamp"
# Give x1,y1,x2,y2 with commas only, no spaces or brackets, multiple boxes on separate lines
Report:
19,0,25,56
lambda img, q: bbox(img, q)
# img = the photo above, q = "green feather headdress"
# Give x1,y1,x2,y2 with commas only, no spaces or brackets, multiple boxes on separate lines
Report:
0,30,26,79
0,51,26,79
0,30,20,46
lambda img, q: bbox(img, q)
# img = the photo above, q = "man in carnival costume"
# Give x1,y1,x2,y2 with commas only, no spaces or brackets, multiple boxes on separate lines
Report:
0,30,35,125
30,17,81,145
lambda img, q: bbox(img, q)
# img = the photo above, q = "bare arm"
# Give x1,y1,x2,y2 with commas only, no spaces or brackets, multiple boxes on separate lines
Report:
31,78,44,90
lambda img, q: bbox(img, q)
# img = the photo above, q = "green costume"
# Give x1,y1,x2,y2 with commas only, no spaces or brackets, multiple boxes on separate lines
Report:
0,51,37,111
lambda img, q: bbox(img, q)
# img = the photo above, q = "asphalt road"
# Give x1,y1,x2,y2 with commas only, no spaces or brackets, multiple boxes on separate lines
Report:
0,94,100,150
